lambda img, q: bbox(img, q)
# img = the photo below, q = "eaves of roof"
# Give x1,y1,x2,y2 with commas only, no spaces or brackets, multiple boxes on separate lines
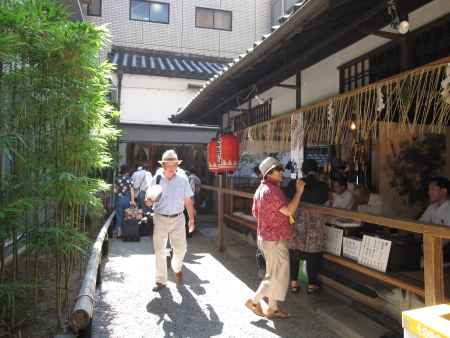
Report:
170,0,330,123
109,46,231,81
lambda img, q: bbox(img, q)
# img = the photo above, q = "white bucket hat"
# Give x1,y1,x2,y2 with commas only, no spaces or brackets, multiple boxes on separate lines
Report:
158,149,182,165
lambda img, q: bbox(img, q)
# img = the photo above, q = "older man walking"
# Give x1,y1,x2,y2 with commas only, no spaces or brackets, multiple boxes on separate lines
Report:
145,150,195,292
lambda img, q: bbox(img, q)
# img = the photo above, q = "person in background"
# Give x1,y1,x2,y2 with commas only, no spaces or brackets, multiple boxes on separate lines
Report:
139,165,153,207
353,185,383,215
188,168,202,217
246,157,305,319
420,177,450,226
114,164,136,237
289,159,329,294
419,177,450,260
329,176,354,210
133,165,152,208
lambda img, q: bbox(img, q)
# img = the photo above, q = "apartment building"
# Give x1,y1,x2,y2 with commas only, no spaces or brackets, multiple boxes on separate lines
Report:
79,0,272,172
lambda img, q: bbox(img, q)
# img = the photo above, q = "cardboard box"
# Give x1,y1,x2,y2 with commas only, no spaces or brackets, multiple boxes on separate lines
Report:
342,236,362,261
325,226,344,256
358,235,392,272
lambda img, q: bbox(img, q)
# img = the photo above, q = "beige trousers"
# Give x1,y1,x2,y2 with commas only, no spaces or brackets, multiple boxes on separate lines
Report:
255,239,290,302
153,214,187,284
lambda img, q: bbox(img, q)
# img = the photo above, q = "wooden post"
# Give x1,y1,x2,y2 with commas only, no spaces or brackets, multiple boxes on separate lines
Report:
423,234,445,305
446,128,450,179
217,175,224,252
229,177,234,214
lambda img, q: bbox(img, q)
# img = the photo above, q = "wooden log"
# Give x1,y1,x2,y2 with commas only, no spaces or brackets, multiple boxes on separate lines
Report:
69,212,115,332
423,234,445,305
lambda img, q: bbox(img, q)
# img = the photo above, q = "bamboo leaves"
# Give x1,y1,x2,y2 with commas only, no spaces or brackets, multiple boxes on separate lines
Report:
0,0,119,333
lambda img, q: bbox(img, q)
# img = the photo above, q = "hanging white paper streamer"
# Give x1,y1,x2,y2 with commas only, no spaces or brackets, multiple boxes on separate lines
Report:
441,63,450,105
290,112,304,178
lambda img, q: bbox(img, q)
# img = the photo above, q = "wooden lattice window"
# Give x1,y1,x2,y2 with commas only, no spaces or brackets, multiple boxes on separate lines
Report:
340,58,370,93
233,99,272,131
412,14,450,67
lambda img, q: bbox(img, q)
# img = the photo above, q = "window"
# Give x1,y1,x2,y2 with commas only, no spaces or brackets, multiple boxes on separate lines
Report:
196,7,232,31
87,0,102,16
340,58,370,93
412,14,450,67
271,0,282,26
232,99,272,131
130,0,169,24
284,0,297,12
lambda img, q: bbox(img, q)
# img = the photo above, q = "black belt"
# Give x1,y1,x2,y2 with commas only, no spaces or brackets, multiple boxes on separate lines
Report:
156,212,183,218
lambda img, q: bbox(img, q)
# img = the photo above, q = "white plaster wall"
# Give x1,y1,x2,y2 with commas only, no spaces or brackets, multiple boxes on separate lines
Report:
301,0,450,106
120,74,205,124
255,75,296,116
224,75,296,128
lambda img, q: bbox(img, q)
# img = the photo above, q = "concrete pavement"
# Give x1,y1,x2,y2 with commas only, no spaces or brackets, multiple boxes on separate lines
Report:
92,219,390,338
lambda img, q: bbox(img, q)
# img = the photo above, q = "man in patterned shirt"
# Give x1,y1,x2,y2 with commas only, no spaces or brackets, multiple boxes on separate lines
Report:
114,164,136,237
246,157,305,319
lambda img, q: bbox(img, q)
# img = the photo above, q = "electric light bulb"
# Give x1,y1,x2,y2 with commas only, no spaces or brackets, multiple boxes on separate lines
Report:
398,20,409,34
350,122,357,130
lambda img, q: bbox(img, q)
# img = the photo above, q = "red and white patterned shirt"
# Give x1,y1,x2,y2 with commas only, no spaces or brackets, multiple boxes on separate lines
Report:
252,180,292,241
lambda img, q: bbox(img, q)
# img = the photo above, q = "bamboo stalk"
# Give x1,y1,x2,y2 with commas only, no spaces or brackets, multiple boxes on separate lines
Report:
69,212,115,332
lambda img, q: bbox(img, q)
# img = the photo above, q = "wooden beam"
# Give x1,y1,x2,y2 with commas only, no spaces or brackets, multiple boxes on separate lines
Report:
296,71,302,109
275,84,297,89
323,253,425,297
217,176,224,252
318,274,386,310
224,213,257,231
203,184,450,239
370,30,403,40
447,128,450,179
423,234,445,305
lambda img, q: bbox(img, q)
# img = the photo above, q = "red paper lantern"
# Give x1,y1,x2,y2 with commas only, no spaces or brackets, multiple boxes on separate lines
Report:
217,133,239,173
207,133,240,174
207,138,219,173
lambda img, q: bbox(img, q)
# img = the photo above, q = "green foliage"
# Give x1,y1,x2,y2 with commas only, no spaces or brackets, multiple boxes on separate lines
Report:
30,224,90,257
0,0,119,332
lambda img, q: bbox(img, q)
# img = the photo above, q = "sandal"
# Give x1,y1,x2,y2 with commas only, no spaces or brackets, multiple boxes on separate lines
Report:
290,282,300,293
265,307,290,319
245,299,264,317
152,282,166,292
307,284,321,294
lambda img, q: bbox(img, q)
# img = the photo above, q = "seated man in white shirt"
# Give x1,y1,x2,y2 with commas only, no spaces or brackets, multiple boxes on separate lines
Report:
419,177,450,261
353,185,383,215
329,177,354,210
419,176,450,226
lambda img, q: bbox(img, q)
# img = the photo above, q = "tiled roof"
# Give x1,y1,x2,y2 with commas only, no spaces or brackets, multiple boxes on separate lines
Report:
109,47,230,80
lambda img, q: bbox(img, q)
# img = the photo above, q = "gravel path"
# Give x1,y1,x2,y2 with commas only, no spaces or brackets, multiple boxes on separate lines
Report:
92,224,337,338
